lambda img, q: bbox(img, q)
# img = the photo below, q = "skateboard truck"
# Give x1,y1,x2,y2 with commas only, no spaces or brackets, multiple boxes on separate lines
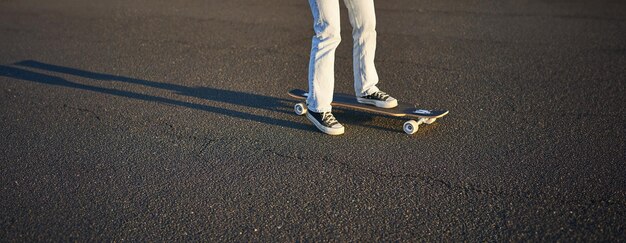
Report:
402,118,437,135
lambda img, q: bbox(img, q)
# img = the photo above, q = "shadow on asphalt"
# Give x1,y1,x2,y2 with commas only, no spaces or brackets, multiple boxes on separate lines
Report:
0,60,313,132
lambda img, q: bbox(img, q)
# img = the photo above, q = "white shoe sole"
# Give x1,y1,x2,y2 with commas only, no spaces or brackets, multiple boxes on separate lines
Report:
356,98,398,108
306,113,345,135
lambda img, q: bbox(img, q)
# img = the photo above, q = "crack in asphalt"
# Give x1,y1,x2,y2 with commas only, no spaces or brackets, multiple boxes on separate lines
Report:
258,147,500,198
62,104,101,121
190,135,502,198
189,134,624,228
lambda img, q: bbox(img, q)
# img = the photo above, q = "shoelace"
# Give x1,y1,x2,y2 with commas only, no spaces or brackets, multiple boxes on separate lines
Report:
321,112,339,126
370,91,390,101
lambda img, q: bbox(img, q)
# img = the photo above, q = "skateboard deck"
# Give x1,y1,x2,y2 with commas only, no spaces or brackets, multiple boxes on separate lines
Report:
288,89,449,134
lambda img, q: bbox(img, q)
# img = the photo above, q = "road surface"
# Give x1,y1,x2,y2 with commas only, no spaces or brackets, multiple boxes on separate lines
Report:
1,0,624,241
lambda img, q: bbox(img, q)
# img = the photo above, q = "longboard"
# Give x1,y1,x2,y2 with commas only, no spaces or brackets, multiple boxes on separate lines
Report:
288,89,449,134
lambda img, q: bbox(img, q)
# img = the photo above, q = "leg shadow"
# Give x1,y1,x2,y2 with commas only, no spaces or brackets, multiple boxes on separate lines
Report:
0,64,311,132
14,60,295,115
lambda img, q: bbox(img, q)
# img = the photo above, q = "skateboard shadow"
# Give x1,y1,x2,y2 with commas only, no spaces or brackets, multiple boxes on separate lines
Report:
1,60,310,132
332,107,409,133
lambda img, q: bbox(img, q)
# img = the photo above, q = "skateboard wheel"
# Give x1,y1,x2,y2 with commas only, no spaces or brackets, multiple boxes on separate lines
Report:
425,118,437,125
403,120,419,135
294,103,307,116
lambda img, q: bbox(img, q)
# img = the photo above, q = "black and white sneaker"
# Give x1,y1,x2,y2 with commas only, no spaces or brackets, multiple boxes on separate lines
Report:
306,110,344,135
357,90,398,108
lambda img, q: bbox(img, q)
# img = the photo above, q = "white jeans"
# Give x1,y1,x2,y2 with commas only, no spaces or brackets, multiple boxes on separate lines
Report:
307,0,380,113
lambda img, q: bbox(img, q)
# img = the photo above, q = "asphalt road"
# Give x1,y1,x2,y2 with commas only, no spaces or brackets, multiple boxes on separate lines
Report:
1,0,625,241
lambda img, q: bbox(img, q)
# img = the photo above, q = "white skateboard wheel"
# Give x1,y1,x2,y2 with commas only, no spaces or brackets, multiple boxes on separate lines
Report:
294,103,307,116
425,118,437,124
403,120,419,135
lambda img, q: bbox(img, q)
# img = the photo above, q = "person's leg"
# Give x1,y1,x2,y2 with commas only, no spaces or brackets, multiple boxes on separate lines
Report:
307,0,345,135
343,0,379,97
307,0,341,113
345,0,398,108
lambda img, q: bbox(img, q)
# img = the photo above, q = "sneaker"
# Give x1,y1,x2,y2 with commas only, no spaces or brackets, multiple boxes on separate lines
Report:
357,90,398,108
306,110,344,135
